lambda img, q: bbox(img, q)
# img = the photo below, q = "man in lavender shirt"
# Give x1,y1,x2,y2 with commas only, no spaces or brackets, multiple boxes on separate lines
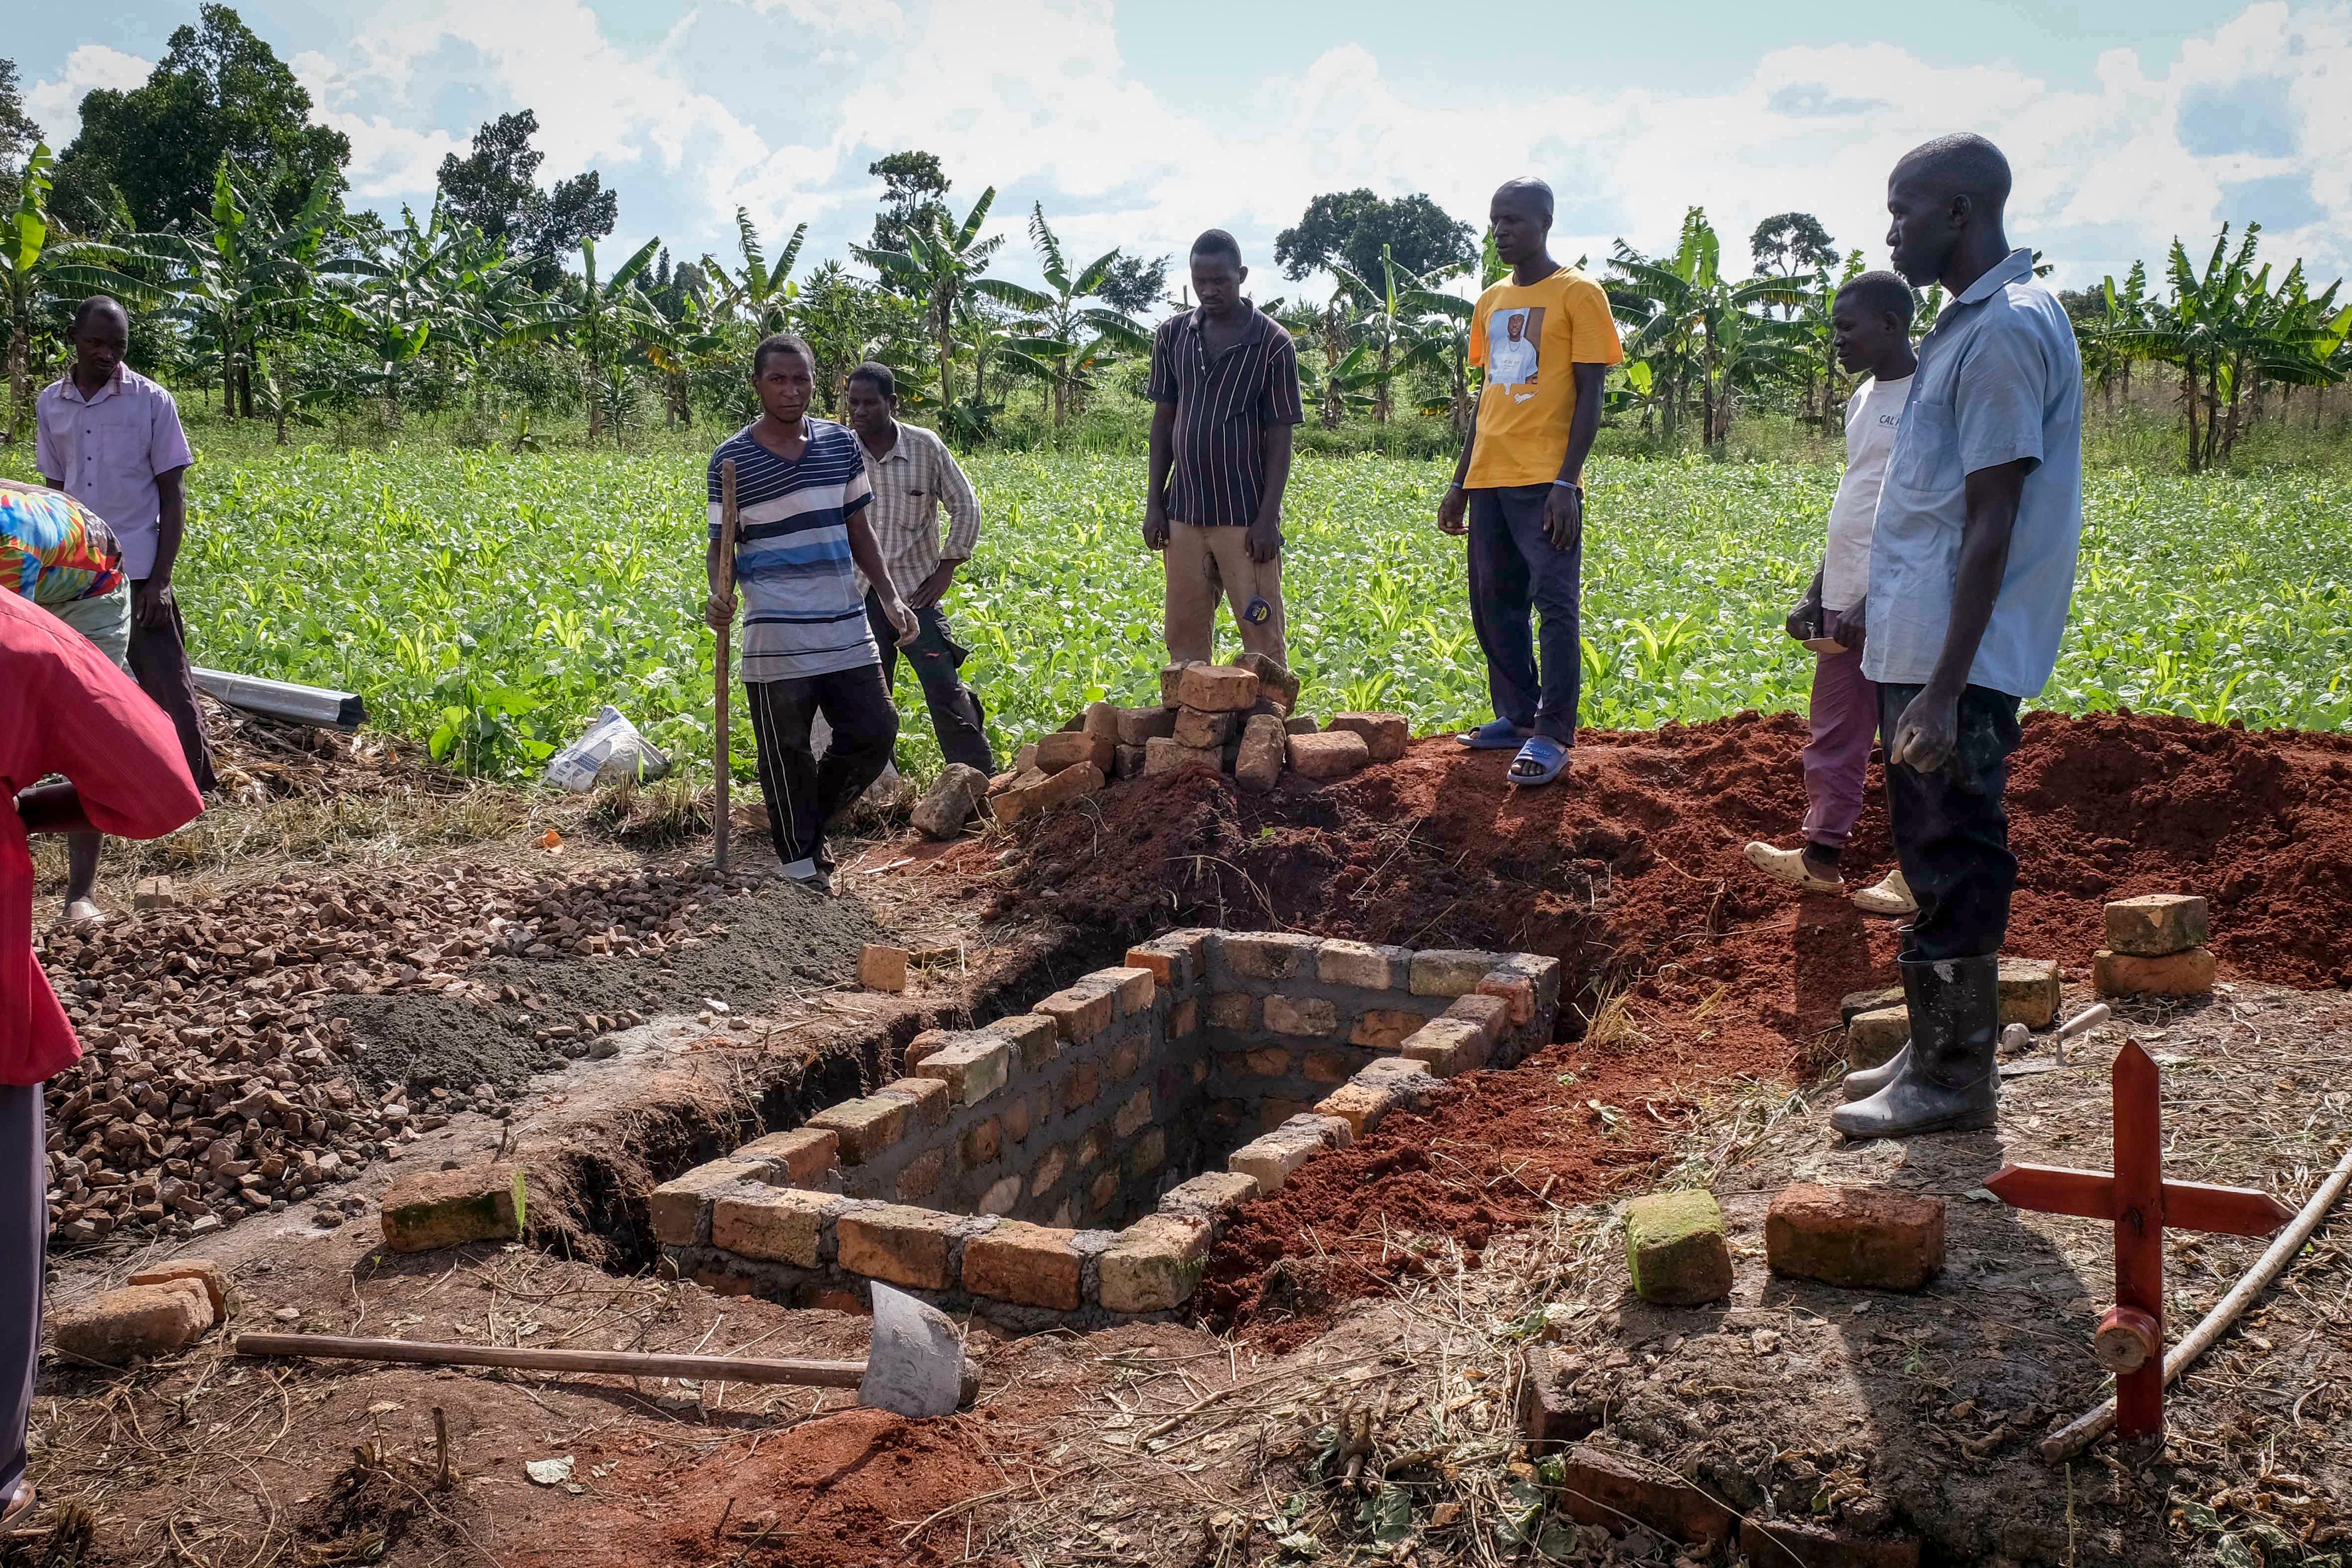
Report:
36,296,215,795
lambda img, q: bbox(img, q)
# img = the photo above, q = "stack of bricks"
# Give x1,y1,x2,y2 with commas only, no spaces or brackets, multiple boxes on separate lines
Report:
649,929,1563,1328
2095,894,2216,997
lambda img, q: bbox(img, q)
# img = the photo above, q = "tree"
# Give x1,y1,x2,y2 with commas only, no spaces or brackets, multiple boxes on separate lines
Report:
857,188,1003,409
1324,248,1467,426
1,145,151,442
1275,190,1473,289
867,150,952,257
1749,212,1836,278
977,204,1151,426
435,110,616,290
54,5,349,231
703,207,806,336
0,61,41,216
794,260,923,414
1094,251,1170,317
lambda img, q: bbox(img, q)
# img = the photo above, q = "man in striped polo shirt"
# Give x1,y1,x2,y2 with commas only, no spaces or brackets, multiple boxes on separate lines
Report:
1143,229,1304,667
706,335,917,889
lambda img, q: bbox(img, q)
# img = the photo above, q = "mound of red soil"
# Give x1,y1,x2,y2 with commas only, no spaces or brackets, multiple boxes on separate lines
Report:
503,1408,1003,1568
990,709,2352,1338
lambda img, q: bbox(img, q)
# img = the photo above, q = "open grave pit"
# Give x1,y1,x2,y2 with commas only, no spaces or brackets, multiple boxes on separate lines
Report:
648,928,1562,1327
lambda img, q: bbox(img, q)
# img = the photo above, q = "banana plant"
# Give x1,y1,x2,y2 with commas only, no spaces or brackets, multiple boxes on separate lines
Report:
972,204,1151,426
1,144,152,442
1605,207,1809,447
703,207,806,335
627,286,725,427
507,234,661,444
153,158,343,422
857,188,1003,408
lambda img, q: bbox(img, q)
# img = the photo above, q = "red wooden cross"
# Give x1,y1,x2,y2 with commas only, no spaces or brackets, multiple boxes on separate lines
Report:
1985,1040,2292,1440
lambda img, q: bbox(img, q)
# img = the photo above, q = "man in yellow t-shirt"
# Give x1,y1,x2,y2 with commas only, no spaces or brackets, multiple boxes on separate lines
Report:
1437,177,1624,786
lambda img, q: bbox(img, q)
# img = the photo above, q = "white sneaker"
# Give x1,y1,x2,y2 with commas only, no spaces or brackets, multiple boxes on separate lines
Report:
1742,841,1844,894
1852,867,1918,916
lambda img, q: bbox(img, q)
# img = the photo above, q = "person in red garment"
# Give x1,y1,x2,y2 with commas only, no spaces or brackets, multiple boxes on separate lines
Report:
1,589,204,1526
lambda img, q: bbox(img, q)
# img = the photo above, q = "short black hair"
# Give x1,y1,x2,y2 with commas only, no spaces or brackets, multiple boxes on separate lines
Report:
1837,270,1916,326
1492,177,1555,226
753,333,815,377
1893,133,2012,215
845,361,896,401
72,295,129,335
1189,229,1243,270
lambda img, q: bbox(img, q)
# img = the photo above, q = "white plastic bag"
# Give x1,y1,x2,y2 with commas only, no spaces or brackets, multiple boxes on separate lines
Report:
544,706,671,792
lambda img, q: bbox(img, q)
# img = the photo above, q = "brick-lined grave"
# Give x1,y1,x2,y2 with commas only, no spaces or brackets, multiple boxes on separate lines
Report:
649,930,1561,1325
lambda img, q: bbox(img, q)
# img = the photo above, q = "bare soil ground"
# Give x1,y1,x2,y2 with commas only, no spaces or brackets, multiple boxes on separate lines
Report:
7,709,2349,1568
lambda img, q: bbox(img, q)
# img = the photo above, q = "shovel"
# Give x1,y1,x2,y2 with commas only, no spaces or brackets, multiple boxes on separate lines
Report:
233,1284,976,1416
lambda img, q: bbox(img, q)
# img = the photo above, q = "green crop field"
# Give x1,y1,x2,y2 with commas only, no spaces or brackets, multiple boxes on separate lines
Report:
9,443,2350,780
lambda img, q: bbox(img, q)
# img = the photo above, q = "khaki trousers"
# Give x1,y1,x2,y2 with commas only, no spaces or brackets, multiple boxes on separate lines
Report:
1163,521,1286,667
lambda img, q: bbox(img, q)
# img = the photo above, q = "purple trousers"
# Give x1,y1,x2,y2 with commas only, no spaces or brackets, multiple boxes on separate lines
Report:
1801,608,1878,848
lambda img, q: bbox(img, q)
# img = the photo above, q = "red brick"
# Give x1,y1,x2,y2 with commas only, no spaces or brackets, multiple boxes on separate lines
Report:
1302,1049,1351,1083
1766,1183,1945,1291
962,1222,1083,1310
1175,664,1259,712
1350,1008,1424,1049
2094,946,2216,997
835,1204,958,1289
1286,730,1369,780
733,1127,840,1186
1324,711,1409,761
51,1282,215,1364
2104,893,2209,957
1443,991,1512,1044
1035,982,1117,1043
1061,1060,1100,1111
1264,994,1339,1037
1173,706,1235,747
858,944,909,991
960,1117,1003,1168
1518,1345,1603,1448
992,762,1106,825
1035,729,1115,774
1555,1444,1737,1548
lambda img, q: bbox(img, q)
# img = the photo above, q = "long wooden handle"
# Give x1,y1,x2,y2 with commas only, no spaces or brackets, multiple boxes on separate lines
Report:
2040,1138,2352,1462
234,1332,866,1389
715,458,740,873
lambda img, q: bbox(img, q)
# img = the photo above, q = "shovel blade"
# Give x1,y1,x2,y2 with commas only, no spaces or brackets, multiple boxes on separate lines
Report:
858,1283,967,1417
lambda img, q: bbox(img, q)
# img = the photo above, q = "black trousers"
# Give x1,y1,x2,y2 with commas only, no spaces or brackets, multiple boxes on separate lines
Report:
129,581,218,794
1877,682,2023,961
1467,486,1583,743
743,664,898,873
864,592,995,774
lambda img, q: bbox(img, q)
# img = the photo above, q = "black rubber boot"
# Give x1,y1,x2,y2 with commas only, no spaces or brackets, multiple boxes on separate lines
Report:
1840,925,1918,1102
1831,952,1999,1139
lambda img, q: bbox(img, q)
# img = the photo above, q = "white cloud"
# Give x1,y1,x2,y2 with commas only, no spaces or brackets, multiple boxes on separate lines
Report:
44,0,2350,296
26,44,153,149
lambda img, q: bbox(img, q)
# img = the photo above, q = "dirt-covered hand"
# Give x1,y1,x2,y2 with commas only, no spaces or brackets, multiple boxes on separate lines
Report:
1890,686,1960,773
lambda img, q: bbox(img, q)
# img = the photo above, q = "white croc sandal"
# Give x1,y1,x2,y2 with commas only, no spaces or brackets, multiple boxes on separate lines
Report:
1742,841,1844,895
1851,867,1918,917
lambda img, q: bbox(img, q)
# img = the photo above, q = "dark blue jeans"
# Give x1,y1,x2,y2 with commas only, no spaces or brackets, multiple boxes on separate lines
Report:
865,593,996,775
1877,683,2023,960
1468,485,1583,743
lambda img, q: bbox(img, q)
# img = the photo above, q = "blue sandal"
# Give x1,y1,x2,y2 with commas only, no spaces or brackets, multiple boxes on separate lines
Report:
1458,718,1533,750
1507,735,1569,786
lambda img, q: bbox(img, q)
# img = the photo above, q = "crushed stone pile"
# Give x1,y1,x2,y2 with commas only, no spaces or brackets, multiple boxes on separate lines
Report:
38,859,757,1249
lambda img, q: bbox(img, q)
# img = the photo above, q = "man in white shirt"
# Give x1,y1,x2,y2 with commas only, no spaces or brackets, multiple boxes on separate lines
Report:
1745,272,1917,907
34,296,214,796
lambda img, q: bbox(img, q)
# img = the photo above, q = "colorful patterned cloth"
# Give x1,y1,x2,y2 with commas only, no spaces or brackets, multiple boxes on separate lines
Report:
0,484,124,606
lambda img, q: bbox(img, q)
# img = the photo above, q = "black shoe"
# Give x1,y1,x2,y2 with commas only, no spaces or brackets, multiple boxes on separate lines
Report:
1832,952,1999,1139
1840,925,1924,1101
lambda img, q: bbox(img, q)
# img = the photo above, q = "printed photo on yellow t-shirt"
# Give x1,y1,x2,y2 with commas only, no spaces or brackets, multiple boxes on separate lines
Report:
1487,307,1544,397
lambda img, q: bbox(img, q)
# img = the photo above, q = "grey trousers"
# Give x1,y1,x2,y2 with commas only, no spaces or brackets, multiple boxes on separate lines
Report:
1,1083,42,1505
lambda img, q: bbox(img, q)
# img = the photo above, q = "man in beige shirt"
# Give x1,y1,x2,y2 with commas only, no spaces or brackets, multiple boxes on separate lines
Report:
841,362,995,774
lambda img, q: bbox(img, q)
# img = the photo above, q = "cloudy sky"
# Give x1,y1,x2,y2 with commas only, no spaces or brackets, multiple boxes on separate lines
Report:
17,1,2348,302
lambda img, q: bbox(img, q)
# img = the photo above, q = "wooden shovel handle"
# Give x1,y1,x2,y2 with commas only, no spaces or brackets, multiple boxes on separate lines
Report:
233,1332,866,1389
715,457,740,872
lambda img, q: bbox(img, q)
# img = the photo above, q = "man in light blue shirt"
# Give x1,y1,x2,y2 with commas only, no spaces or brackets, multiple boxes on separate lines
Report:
1834,132,2083,1142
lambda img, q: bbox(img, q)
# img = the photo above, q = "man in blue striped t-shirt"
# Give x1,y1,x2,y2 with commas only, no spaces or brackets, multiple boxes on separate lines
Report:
707,334,916,889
